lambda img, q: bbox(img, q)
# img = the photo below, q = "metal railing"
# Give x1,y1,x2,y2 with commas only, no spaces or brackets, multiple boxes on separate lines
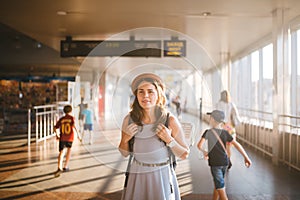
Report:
27,102,74,146
236,107,273,157
201,104,300,171
28,104,59,146
279,114,300,171
237,108,300,171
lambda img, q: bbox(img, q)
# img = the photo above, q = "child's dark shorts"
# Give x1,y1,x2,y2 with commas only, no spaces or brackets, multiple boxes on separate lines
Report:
210,166,227,189
84,124,93,131
59,141,73,152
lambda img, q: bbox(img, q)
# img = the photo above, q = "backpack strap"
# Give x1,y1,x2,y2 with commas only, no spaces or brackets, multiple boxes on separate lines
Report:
165,112,170,127
165,113,177,170
211,128,227,156
123,151,133,188
126,113,176,172
128,116,135,152
124,116,134,188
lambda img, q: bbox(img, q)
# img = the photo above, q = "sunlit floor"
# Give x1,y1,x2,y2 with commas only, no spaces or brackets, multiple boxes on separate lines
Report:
0,112,300,200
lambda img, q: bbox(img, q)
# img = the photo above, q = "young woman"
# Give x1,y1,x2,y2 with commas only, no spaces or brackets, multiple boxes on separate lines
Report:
215,90,241,169
119,73,189,200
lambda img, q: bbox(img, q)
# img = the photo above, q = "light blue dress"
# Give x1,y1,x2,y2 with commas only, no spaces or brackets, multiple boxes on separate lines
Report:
122,124,181,200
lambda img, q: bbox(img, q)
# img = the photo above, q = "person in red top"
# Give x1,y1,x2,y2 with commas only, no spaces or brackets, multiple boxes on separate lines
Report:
54,105,81,177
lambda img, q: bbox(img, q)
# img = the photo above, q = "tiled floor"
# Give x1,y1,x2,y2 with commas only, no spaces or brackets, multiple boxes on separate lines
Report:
0,113,300,200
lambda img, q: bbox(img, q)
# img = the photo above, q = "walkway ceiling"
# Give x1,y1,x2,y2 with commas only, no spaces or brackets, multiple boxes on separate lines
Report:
1,0,300,77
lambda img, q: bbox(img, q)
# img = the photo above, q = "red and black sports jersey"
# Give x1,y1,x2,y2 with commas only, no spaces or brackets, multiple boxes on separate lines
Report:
54,114,75,142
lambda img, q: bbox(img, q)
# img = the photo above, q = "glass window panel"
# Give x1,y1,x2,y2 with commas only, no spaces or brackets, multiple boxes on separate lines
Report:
251,51,259,82
251,51,259,110
298,30,300,76
297,30,300,116
262,44,273,113
262,44,273,79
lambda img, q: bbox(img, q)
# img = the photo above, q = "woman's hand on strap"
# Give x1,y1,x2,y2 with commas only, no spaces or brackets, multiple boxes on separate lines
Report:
123,123,138,143
119,123,138,157
156,124,173,144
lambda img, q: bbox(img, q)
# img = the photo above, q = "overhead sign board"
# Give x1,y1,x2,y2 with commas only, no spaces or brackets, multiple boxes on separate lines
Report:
61,40,161,57
61,39,186,57
163,40,186,57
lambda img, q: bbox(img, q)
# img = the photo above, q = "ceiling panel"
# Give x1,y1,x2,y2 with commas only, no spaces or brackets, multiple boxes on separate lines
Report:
0,0,300,76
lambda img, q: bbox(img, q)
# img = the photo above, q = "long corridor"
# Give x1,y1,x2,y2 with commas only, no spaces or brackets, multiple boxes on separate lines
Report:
0,112,300,200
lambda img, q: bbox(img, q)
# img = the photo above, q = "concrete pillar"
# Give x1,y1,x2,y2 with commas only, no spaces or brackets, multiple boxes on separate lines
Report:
272,8,289,165
220,52,230,90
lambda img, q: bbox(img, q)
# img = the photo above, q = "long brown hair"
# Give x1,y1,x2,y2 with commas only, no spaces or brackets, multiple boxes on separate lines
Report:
130,80,167,129
220,90,231,103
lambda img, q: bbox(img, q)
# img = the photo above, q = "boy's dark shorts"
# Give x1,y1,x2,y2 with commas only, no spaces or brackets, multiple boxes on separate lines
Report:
59,141,73,152
84,124,93,131
210,166,227,189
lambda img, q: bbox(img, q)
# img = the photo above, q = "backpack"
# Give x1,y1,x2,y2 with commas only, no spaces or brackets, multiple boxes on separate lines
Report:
128,112,177,169
123,113,177,193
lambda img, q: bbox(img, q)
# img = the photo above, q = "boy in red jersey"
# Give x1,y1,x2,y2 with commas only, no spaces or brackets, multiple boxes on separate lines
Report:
54,105,81,177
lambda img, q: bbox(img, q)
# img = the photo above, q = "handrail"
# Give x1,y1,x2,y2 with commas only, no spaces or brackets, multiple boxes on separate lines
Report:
229,107,300,131
33,104,57,109
279,114,300,119
237,106,273,116
278,114,300,133
203,103,300,171
27,104,60,144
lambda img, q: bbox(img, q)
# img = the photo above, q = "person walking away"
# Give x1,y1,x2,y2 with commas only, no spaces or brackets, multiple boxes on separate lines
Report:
78,97,85,135
81,103,94,145
197,110,251,200
118,73,190,200
54,105,81,177
215,90,241,169
172,95,182,118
